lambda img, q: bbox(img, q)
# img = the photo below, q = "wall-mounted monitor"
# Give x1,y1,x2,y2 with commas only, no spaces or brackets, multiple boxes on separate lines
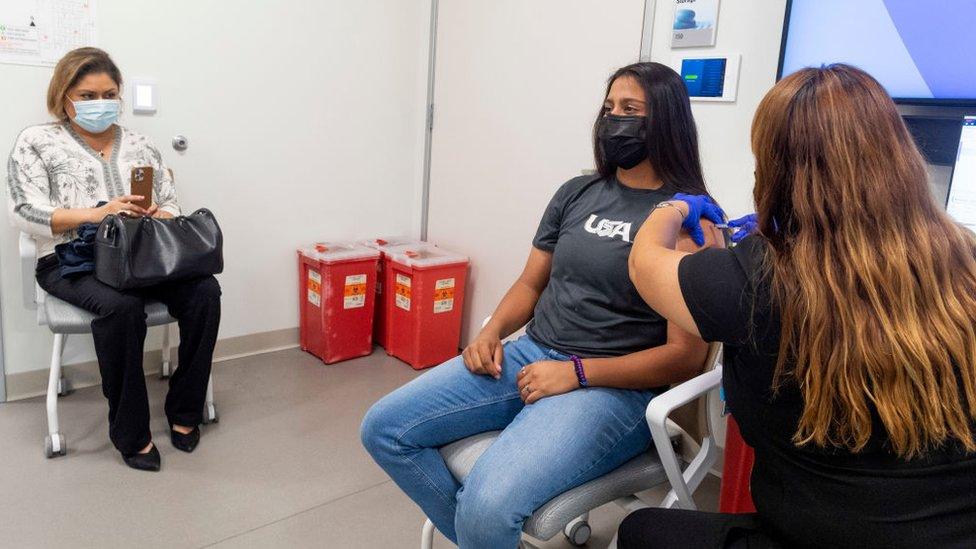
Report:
675,54,740,103
947,116,976,231
778,0,976,106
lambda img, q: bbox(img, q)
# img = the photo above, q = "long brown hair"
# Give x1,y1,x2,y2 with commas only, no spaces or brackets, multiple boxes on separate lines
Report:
752,64,976,459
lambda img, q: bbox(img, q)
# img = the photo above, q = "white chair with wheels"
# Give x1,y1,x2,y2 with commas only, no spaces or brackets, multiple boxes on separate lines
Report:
419,319,723,548
19,232,218,458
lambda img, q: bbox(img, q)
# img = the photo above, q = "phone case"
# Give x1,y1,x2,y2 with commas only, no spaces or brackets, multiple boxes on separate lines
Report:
130,166,154,210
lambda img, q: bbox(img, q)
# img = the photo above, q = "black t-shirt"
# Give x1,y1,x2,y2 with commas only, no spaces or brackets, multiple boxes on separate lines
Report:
678,235,976,549
528,175,672,357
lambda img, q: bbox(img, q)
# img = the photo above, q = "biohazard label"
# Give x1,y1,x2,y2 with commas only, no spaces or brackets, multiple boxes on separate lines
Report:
307,269,322,307
433,278,455,313
344,274,367,309
395,273,412,311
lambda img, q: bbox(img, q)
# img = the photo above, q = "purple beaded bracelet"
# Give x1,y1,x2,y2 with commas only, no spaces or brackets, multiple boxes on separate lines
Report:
569,355,588,388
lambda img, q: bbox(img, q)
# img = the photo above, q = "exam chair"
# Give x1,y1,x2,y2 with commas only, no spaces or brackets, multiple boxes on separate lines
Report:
19,232,218,458
420,319,723,548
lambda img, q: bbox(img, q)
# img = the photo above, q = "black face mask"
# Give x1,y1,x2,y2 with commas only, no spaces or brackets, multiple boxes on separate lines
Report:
598,114,648,170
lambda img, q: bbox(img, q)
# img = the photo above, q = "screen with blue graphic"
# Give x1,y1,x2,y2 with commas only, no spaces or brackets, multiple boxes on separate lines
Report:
780,0,976,103
681,58,726,98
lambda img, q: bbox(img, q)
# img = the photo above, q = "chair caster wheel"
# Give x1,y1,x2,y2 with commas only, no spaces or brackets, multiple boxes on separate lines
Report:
203,406,219,424
57,377,73,396
44,434,67,458
564,520,591,546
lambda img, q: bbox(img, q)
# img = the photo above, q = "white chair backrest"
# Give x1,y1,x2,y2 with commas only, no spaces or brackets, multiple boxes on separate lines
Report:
701,343,726,447
666,342,722,444
18,232,41,311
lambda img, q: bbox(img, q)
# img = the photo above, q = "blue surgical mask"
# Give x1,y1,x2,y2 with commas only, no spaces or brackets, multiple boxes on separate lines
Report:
71,99,121,133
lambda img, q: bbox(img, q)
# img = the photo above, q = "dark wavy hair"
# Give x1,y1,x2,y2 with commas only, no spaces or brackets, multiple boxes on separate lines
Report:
593,62,709,196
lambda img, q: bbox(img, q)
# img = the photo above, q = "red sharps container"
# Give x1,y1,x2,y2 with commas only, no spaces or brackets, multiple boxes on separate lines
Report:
383,243,469,369
361,237,426,350
298,241,380,364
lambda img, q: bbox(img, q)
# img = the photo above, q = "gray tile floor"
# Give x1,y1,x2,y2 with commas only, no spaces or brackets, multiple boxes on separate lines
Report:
0,348,719,548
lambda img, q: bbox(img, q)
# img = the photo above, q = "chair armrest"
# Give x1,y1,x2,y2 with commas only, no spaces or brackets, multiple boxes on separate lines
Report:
646,365,723,510
19,232,38,310
646,366,723,425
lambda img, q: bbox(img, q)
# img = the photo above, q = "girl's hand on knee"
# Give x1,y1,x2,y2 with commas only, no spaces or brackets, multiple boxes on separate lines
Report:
517,361,578,404
462,333,504,379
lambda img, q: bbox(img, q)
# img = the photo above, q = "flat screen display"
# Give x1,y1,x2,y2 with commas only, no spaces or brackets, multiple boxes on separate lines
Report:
947,117,976,231
779,0,976,104
680,58,727,98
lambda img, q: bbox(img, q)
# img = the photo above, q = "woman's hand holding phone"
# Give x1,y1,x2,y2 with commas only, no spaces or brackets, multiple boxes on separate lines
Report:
91,195,149,222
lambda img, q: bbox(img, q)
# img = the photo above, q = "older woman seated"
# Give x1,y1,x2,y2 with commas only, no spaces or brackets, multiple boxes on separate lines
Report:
7,47,221,471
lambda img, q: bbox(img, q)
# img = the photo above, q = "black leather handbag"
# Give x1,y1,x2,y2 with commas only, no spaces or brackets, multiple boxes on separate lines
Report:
95,208,223,290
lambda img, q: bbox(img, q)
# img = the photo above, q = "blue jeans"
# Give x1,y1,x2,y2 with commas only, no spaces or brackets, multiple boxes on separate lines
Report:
361,335,656,548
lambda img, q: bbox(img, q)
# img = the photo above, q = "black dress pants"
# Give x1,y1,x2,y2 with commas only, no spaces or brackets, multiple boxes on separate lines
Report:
618,508,783,549
36,254,221,455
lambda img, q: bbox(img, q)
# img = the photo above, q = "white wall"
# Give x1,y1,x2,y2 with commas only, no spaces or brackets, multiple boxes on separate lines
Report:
425,0,647,344
0,1,431,376
646,0,788,219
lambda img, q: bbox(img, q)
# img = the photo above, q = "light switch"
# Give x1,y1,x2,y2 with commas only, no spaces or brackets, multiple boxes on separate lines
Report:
131,80,157,114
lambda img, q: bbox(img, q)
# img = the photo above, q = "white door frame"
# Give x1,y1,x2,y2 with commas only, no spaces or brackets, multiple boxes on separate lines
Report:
640,0,657,61
420,0,439,241
0,291,6,402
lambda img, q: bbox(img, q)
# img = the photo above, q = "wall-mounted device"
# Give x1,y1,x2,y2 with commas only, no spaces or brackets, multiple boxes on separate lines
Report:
131,79,157,114
674,54,740,102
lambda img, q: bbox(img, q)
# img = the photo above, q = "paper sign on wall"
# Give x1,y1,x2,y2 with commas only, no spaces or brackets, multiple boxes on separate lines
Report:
0,0,98,67
395,274,412,311
307,269,322,307
433,278,455,314
671,0,719,48
344,274,367,309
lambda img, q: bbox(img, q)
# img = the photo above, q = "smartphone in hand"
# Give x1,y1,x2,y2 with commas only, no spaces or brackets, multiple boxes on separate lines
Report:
130,166,154,211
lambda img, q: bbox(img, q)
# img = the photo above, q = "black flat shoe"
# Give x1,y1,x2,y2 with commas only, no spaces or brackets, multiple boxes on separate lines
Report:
122,444,160,472
170,426,200,453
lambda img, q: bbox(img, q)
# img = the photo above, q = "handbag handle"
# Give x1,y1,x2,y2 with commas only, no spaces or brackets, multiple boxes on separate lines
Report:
101,217,119,244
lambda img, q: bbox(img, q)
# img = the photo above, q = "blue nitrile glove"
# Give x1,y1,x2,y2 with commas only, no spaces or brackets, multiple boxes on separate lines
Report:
727,213,758,243
670,193,726,246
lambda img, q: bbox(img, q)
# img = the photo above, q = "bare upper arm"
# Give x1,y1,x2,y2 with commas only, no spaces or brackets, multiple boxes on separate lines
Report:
519,247,553,294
